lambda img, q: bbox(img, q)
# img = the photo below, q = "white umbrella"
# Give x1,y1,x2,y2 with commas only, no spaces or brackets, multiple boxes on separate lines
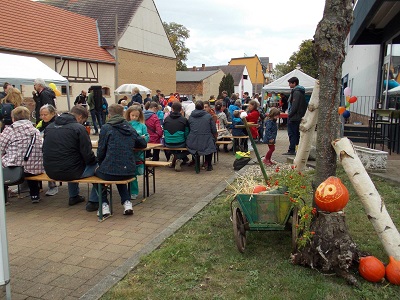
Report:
114,83,151,95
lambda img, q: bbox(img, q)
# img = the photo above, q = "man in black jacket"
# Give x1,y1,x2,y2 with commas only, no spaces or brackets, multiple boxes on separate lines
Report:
283,77,307,155
43,105,98,209
74,90,87,107
33,78,56,124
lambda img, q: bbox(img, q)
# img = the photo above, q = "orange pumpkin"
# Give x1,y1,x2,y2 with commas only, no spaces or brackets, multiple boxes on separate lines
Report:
359,256,385,282
315,177,349,212
253,185,267,194
386,256,400,285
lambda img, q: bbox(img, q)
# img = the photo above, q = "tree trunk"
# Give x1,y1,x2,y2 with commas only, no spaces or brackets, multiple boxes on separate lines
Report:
292,0,360,284
314,0,353,185
291,211,365,286
294,81,320,171
332,138,400,260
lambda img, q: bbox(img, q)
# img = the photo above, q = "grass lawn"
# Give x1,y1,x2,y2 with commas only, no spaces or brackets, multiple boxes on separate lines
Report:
102,167,400,300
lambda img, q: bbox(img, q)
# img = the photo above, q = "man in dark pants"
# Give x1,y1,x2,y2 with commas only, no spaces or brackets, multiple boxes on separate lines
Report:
86,87,102,134
283,77,307,155
43,105,98,208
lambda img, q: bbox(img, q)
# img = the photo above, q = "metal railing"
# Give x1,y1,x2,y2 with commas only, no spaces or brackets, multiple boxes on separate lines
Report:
345,96,376,125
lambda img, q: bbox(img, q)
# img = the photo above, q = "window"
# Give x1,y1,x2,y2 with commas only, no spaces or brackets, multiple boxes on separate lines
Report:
243,75,248,80
102,87,110,96
61,85,73,95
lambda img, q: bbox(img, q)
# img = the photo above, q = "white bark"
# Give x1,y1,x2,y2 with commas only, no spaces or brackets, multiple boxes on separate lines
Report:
332,137,400,260
294,81,320,171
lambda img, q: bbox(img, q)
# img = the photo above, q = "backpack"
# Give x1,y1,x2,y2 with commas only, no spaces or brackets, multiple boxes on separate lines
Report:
233,157,251,171
258,107,266,120
0,103,14,125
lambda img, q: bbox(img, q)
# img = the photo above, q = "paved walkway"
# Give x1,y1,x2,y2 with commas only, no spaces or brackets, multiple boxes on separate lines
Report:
3,129,399,299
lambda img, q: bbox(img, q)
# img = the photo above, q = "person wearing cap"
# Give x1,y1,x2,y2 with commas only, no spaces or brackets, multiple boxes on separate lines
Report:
152,89,161,103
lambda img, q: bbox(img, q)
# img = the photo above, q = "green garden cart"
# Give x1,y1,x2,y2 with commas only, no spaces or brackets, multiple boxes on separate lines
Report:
230,118,299,253
230,193,298,253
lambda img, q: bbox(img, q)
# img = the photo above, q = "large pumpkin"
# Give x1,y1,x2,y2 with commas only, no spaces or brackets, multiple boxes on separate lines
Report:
315,176,349,212
253,185,267,194
386,256,400,285
359,256,385,282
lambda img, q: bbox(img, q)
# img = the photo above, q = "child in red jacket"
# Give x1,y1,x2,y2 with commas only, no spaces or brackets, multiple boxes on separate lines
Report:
245,100,260,140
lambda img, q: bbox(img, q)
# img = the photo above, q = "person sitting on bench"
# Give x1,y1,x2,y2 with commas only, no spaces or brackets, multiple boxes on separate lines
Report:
42,105,98,210
90,104,147,215
163,101,189,171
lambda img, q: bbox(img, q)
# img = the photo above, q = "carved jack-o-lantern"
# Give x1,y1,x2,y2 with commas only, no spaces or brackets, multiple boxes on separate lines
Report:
315,176,349,212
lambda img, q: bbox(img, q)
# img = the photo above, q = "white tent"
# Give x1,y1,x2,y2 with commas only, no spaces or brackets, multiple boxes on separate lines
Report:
387,85,400,95
0,53,71,109
262,69,317,94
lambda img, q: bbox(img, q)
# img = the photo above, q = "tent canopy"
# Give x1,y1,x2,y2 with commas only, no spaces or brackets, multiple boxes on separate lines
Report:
387,85,400,95
262,69,317,94
0,52,68,86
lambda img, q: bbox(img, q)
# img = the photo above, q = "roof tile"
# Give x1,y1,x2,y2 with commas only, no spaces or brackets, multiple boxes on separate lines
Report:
0,0,115,63
38,0,142,47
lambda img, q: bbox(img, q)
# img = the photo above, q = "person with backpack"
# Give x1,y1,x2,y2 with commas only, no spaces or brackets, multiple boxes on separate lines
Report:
32,78,56,124
0,87,23,132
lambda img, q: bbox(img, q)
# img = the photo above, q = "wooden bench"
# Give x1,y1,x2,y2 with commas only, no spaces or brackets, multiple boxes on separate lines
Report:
155,146,188,151
222,135,249,153
155,145,220,167
144,161,172,197
25,173,136,221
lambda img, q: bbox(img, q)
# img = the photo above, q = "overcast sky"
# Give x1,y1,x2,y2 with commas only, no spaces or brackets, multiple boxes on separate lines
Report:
154,0,326,68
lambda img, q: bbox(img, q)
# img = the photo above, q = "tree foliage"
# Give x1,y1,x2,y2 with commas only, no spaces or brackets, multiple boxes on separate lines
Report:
218,74,234,98
163,22,190,71
274,39,318,79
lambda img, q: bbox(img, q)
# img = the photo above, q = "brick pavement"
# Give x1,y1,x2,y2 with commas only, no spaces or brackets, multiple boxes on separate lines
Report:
3,133,286,300
3,128,399,299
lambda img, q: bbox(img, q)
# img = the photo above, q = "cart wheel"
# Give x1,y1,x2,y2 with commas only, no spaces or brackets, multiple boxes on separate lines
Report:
232,207,247,253
291,206,300,252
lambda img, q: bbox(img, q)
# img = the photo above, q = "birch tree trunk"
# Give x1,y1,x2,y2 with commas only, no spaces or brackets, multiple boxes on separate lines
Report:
294,81,320,171
332,138,400,260
292,1,362,285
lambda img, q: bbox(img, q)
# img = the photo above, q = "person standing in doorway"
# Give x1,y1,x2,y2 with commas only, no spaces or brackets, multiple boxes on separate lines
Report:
283,77,307,155
86,87,102,135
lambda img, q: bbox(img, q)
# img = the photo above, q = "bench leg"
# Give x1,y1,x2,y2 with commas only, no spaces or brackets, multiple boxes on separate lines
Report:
146,167,150,197
152,167,156,194
97,183,103,221
108,185,113,216
143,167,147,199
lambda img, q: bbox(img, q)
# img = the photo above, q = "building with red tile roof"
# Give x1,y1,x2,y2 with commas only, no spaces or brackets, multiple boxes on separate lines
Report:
1,0,114,64
39,0,177,96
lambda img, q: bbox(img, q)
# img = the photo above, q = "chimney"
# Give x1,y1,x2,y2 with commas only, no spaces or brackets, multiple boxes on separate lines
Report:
201,64,205,71
192,66,196,71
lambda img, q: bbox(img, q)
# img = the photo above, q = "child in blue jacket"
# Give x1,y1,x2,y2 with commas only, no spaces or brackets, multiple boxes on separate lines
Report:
262,107,280,165
231,110,248,152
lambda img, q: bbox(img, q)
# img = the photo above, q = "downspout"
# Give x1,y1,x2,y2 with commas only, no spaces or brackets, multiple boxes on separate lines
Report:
114,14,119,104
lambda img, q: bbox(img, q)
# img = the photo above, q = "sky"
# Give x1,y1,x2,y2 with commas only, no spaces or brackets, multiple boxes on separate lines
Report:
154,0,326,68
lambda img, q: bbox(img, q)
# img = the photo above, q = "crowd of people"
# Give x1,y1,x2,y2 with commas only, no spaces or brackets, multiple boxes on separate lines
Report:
0,77,307,214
